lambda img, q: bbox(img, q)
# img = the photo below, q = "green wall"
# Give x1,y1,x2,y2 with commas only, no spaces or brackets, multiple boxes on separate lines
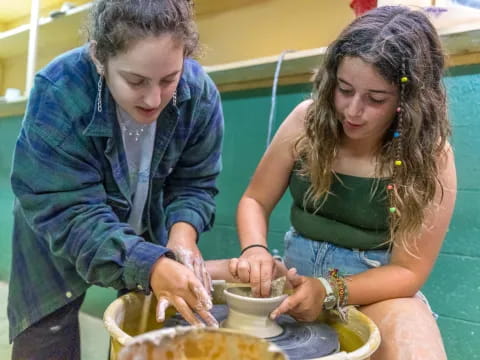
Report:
0,116,20,280
421,65,480,360
199,84,311,259
0,67,478,359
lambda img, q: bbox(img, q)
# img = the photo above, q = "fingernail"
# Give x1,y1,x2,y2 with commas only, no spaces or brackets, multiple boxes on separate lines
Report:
270,312,277,320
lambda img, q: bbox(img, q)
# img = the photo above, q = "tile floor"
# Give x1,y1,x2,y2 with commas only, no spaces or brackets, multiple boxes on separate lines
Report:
0,282,110,360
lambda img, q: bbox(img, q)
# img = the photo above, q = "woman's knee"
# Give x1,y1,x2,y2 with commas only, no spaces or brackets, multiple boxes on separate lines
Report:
360,298,446,360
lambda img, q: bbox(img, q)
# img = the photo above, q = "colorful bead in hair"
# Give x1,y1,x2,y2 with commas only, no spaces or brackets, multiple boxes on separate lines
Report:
388,60,408,238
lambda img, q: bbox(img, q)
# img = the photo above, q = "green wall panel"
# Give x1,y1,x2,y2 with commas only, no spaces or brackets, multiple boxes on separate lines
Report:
423,253,480,322
199,84,311,260
442,190,480,257
437,317,480,360
0,116,22,280
445,65,480,191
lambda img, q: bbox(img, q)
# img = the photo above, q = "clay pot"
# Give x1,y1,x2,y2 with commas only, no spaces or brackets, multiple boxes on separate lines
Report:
222,286,288,338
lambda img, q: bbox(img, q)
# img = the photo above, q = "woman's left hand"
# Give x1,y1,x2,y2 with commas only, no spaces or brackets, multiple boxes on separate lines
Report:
156,222,213,323
165,222,212,293
169,242,213,294
270,268,326,322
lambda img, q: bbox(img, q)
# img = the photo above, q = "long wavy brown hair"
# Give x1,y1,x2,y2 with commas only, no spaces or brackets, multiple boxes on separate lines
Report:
294,6,450,252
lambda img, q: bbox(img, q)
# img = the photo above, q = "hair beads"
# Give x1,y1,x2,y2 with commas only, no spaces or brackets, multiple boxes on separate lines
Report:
388,63,408,220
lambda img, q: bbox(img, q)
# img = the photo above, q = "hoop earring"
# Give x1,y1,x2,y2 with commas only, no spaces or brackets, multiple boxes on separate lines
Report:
97,72,104,113
172,90,177,107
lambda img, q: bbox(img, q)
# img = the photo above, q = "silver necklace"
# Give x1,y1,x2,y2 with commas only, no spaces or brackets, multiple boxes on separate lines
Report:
117,109,148,142
119,121,147,142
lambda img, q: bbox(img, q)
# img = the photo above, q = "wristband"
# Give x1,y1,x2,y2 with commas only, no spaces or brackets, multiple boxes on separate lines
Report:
317,277,337,310
240,244,270,256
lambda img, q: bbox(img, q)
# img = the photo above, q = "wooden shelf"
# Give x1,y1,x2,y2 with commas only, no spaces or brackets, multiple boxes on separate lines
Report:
0,0,263,59
206,26,480,91
204,47,327,91
0,2,92,59
1,5,480,115
440,25,480,57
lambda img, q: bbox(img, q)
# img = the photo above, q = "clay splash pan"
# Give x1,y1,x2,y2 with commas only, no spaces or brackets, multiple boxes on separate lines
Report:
164,285,340,359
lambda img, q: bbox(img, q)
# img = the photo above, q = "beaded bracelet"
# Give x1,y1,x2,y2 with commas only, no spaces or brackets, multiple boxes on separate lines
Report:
329,268,349,307
240,244,270,256
328,268,349,322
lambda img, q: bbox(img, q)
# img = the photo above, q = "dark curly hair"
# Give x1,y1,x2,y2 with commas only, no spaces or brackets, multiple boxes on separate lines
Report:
87,0,199,64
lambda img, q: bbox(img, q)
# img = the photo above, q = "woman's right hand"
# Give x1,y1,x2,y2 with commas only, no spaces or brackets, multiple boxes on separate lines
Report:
149,256,218,327
270,267,325,322
228,246,276,297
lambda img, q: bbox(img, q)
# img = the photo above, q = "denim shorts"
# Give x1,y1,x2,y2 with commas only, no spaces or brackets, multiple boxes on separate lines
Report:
283,227,436,317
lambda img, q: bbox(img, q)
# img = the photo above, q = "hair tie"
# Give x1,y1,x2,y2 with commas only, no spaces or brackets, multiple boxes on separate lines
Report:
240,244,270,256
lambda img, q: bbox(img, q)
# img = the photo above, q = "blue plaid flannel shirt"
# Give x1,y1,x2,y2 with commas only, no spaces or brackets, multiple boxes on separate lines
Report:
8,46,224,341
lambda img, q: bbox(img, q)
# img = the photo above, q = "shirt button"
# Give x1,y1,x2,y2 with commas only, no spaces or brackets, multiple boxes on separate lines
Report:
66,291,72,298
137,284,144,291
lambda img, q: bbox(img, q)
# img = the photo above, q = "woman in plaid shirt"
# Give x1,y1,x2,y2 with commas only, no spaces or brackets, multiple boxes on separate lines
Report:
8,1,224,358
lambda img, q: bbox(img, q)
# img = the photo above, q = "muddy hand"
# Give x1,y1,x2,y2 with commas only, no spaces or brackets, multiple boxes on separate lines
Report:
150,256,218,327
173,247,213,295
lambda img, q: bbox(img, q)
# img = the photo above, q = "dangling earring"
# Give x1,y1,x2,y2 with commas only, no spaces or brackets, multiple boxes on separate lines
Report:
172,90,177,107
97,67,104,113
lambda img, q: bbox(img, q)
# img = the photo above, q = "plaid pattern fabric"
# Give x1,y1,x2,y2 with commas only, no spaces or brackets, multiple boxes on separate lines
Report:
8,46,223,341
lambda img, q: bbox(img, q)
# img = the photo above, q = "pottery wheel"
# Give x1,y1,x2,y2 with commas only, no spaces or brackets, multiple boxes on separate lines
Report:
163,304,339,359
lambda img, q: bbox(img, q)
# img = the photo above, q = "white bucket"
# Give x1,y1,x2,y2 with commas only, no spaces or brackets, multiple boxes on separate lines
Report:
103,281,380,360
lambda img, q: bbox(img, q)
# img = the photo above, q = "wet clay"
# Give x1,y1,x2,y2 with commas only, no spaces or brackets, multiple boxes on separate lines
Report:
222,286,287,338
228,276,287,298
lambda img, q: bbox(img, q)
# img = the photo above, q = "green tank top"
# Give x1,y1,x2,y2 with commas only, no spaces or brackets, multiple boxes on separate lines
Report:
289,169,390,249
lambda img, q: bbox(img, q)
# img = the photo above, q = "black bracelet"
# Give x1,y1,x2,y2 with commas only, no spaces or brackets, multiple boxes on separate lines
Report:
240,244,270,256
